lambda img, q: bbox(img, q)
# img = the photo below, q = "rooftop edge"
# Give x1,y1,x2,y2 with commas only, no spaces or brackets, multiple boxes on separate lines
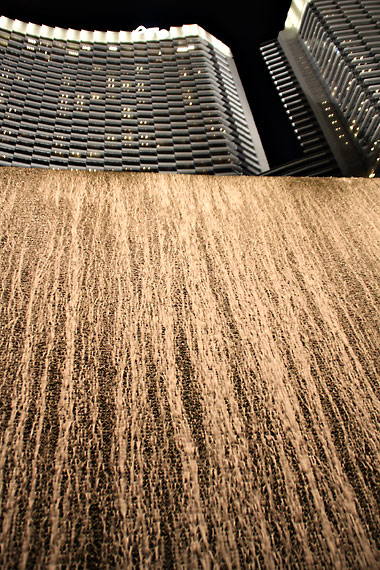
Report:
0,17,232,55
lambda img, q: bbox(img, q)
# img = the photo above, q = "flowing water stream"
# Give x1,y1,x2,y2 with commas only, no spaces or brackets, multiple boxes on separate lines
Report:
0,169,380,568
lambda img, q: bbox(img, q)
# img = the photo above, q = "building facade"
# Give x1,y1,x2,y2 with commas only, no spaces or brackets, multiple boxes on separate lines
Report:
261,0,380,177
261,38,341,176
0,17,268,175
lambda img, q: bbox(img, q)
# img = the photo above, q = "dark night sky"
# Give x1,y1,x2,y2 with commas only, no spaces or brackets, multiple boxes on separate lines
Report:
1,0,301,168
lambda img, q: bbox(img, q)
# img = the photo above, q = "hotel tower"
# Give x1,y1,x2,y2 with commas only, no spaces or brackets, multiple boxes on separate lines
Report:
262,0,380,177
0,17,268,175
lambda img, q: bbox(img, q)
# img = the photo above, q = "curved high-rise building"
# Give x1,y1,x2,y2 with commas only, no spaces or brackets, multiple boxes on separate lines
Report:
0,17,268,174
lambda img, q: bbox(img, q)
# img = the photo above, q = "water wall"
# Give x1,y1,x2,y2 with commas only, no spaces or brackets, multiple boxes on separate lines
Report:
0,169,379,568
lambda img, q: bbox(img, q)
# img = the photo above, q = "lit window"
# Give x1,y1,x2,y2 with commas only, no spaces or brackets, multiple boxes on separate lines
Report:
177,45,195,53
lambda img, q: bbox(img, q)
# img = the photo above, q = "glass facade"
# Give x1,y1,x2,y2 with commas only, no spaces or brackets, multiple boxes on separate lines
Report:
262,0,380,177
299,0,380,168
261,39,340,176
0,21,268,174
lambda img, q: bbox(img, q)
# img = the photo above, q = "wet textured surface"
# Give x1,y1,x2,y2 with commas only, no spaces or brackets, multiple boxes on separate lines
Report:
0,168,380,569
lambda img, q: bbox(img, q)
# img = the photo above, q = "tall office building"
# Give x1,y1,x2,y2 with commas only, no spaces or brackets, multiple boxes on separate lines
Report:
0,17,268,175
261,0,380,177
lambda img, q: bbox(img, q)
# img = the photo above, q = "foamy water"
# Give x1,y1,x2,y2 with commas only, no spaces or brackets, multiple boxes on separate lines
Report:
0,169,379,568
